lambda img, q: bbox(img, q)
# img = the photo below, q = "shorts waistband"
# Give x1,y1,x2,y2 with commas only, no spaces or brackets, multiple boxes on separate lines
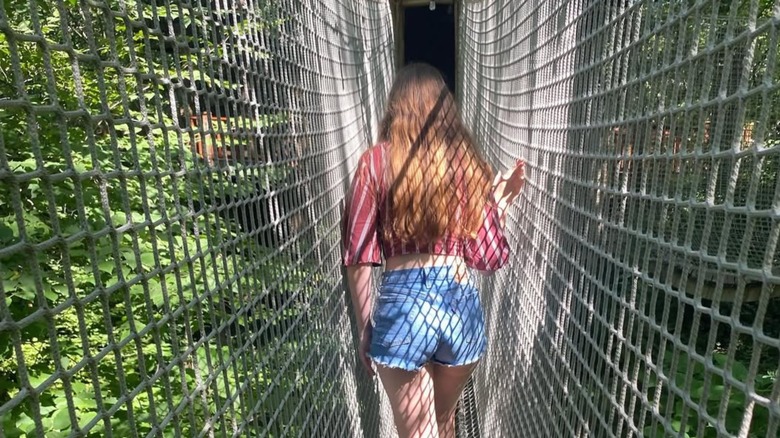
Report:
382,265,457,283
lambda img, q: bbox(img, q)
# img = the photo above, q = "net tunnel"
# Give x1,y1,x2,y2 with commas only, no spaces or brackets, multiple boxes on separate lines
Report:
0,0,779,437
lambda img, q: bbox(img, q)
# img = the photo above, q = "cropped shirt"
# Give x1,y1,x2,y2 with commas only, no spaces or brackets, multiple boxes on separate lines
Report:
342,143,510,271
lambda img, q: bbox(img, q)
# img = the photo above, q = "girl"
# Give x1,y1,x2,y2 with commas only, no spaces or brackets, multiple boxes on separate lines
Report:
343,63,524,438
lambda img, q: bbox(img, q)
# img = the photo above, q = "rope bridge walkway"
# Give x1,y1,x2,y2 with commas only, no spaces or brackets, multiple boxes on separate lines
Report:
0,0,778,436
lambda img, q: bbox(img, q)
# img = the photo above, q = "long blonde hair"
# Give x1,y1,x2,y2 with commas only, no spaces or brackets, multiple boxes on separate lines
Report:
380,63,493,245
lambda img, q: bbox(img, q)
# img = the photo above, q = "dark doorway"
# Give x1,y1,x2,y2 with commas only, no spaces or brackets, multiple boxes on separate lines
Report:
403,5,456,93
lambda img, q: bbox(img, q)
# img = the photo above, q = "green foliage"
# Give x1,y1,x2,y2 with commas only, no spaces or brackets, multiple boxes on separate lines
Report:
643,350,775,437
0,0,341,436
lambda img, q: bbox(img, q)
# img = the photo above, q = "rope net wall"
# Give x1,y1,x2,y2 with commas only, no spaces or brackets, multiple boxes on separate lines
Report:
3,0,780,436
0,0,396,436
459,1,780,437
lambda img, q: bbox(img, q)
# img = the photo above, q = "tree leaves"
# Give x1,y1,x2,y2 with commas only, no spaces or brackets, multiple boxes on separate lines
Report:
0,0,313,436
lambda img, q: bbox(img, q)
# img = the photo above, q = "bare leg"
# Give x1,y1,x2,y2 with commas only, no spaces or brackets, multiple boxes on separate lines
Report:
431,362,479,438
376,364,438,438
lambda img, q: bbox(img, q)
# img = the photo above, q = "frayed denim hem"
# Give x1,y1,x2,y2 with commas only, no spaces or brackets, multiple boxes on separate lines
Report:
430,356,483,368
368,354,424,372
431,341,488,368
369,347,487,372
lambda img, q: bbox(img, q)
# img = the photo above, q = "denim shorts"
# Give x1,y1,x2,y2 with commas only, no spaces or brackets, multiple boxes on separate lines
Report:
369,265,487,371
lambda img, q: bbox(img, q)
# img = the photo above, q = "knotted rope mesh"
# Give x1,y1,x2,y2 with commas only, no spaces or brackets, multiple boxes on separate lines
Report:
1,0,779,437
460,1,780,437
0,0,395,436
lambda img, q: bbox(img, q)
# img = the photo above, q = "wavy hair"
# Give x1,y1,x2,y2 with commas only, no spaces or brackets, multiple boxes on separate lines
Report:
379,63,493,245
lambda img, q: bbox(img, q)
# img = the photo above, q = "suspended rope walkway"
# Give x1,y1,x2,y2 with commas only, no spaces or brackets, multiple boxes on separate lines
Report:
0,0,778,437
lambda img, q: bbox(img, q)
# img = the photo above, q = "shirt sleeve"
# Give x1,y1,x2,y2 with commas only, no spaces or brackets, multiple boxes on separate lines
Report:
463,199,510,271
342,149,382,266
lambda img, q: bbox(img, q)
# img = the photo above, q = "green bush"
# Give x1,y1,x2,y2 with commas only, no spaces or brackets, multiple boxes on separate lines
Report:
0,0,337,436
643,350,775,438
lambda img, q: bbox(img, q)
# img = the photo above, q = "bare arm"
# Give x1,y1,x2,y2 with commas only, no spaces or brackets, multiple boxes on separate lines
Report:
493,159,526,221
342,148,381,376
347,264,375,376
464,160,525,274
346,265,373,336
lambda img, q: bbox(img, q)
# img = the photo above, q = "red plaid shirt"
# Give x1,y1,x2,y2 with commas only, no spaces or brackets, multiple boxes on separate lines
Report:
342,143,509,271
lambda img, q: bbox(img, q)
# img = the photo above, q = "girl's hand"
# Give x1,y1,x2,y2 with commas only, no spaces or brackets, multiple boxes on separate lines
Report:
359,323,375,377
493,159,526,215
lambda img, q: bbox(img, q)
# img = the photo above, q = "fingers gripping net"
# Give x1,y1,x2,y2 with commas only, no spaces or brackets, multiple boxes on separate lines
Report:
459,1,780,437
0,0,395,436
